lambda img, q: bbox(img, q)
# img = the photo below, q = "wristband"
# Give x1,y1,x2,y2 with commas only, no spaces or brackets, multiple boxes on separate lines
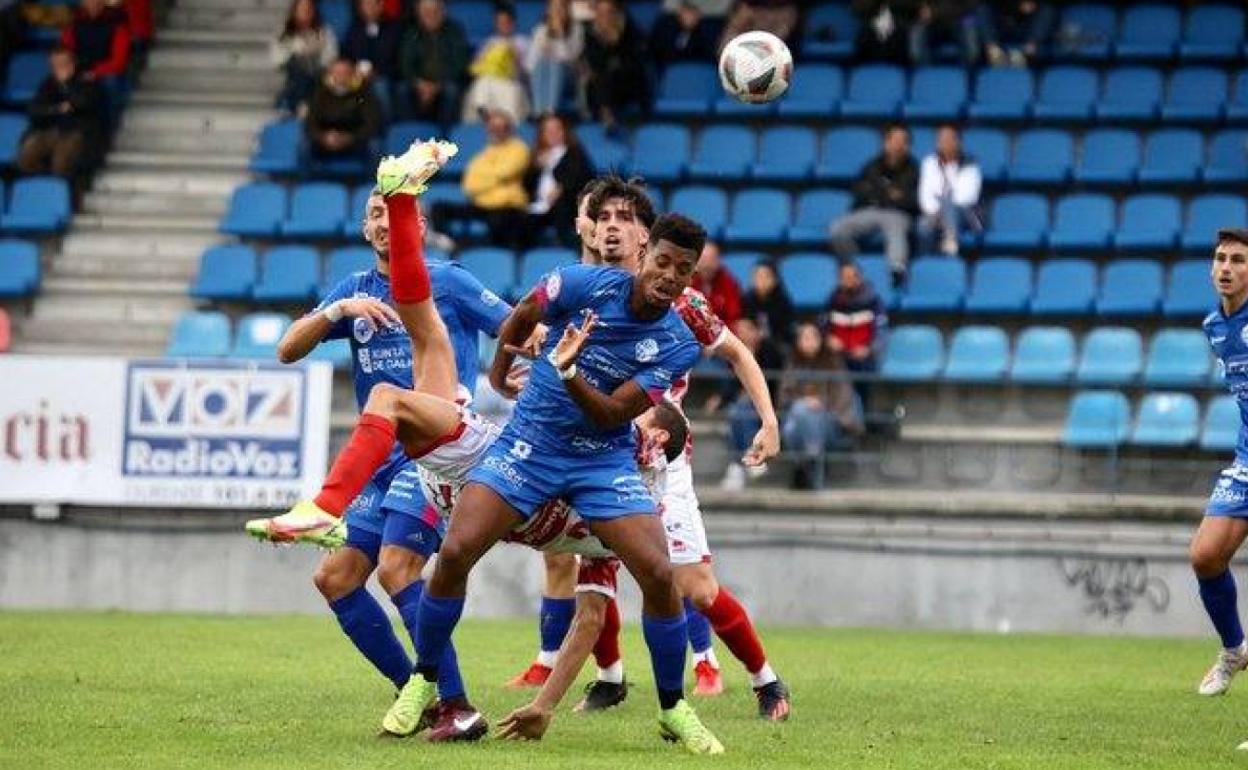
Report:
546,350,576,380
322,300,345,323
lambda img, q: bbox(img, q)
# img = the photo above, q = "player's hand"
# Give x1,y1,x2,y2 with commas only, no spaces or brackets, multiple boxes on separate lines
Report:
743,420,780,467
551,311,597,370
504,323,548,360
338,298,400,329
503,362,530,397
496,703,553,741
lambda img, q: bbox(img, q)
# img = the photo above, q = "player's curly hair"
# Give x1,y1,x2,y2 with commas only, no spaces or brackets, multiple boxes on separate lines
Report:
1218,228,1248,248
585,175,657,228
651,400,689,463
648,212,707,256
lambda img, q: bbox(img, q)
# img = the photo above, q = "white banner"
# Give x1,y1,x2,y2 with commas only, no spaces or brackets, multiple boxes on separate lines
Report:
0,355,332,508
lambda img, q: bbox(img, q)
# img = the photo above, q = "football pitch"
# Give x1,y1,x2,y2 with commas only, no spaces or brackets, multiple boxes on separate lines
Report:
4,612,1248,769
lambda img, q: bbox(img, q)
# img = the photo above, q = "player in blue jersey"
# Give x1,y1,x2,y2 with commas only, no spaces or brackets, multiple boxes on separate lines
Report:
1193,227,1248,696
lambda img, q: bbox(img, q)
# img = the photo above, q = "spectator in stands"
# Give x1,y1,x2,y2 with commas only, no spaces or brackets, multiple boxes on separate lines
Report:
462,4,531,123
909,1,981,65
61,0,130,81
430,104,529,250
651,1,727,69
342,0,403,83
830,123,919,288
720,316,785,490
18,46,103,180
852,0,918,63
305,58,382,160
742,260,795,349
719,0,799,49
525,0,584,115
825,260,887,410
523,114,593,248
271,0,338,114
917,124,982,257
399,0,470,128
121,0,154,66
691,240,743,328
977,0,1055,66
781,322,863,490
581,0,650,129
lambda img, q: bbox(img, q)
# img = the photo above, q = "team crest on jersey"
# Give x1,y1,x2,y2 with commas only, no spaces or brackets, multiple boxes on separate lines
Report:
635,337,659,363
510,439,532,460
545,272,562,300
1239,324,1248,346
480,288,500,306
353,317,375,344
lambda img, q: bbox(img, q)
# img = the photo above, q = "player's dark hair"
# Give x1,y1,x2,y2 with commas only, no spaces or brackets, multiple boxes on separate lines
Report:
1218,228,1248,249
586,175,657,228
576,177,606,207
649,212,707,256
651,401,688,463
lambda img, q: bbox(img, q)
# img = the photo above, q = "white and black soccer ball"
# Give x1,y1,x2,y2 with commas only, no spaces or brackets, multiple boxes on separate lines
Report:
718,30,793,104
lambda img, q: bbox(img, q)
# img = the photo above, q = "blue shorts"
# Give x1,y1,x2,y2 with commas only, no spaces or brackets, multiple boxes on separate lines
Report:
343,444,444,561
466,423,656,521
1207,465,1248,517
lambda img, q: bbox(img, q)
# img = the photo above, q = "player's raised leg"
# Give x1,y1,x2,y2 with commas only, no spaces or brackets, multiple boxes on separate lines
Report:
508,552,578,688
1192,515,1248,694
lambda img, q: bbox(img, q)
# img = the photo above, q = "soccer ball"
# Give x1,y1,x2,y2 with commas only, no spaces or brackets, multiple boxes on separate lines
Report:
718,31,793,104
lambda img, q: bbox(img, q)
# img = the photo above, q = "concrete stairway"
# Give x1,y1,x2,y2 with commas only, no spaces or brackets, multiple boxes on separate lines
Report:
13,0,286,356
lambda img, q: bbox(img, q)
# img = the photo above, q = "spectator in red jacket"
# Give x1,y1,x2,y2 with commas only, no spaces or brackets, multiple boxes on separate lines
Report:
60,0,130,79
825,260,887,410
690,240,742,327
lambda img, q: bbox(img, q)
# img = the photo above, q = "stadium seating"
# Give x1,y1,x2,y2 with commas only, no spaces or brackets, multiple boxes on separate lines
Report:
721,251,762,288
802,4,857,61
1226,77,1248,123
1056,4,1117,61
1162,259,1213,317
1130,392,1200,447
1095,67,1162,122
1181,5,1245,61
1031,67,1098,122
282,182,348,239
779,252,838,312
943,326,1009,382
967,68,1033,122
788,190,850,247
1076,327,1144,385
840,64,905,120
341,184,372,239
1183,195,1246,253
323,246,374,291
880,325,944,381
167,311,232,358
723,189,791,246
1,177,70,234
190,245,258,302
1113,194,1181,253
220,182,285,238
443,123,487,177
688,125,754,181
0,113,28,168
816,126,878,183
1143,329,1212,386
1205,130,1248,183
3,52,48,105
630,124,690,184
458,247,515,299
1115,4,1181,60
752,126,816,182
233,313,292,359
384,120,439,156
250,119,301,174
962,128,1009,182
577,123,629,172
964,257,1031,315
1201,396,1239,451
1096,258,1164,316
1048,193,1114,252
517,247,576,293
251,246,320,303
669,186,727,240
1136,129,1202,185
1010,129,1073,185
856,254,896,310
1011,326,1076,383
0,238,40,297
902,66,966,121
775,64,842,117
1073,129,1138,185
655,63,718,118
898,256,965,313
1161,67,1227,122
1064,390,1132,448
981,193,1048,252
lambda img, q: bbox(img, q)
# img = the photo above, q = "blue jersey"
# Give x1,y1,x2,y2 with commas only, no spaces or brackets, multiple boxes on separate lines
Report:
315,260,511,409
510,264,701,453
1206,303,1248,464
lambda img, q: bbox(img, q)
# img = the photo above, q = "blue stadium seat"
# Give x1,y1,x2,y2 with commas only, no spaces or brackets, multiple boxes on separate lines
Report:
420,182,471,237
190,245,257,301
1137,129,1203,185
1074,129,1138,185
775,64,843,117
625,1,661,33
1201,396,1239,452
1095,67,1162,122
669,186,728,239
1,176,70,234
880,325,944,381
963,128,1009,183
281,182,348,239
1205,130,1248,184
964,257,1032,314
0,113,26,168
1131,392,1200,447
909,126,936,158
1055,4,1118,61
1010,326,1076,383
0,238,40,297
839,64,905,120
323,246,374,291
815,126,879,183
1096,258,1164,316
304,338,352,369
902,66,966,121
981,193,1048,253
1048,193,1114,253
856,253,896,310
166,311,232,358
779,252,837,311
967,68,1033,122
319,0,352,42
631,124,690,184
788,189,850,247
233,312,292,359
654,63,718,117
250,119,301,174
384,120,439,155
1113,194,1180,253
1009,129,1073,185
1181,5,1244,61
341,184,372,239
1144,329,1212,386
1183,195,1247,253
1064,390,1131,448
1162,259,1213,318
453,0,496,46
578,123,629,173
1077,327,1143,385
252,246,320,303
3,52,48,104
898,256,966,313
1031,259,1097,315
1226,77,1248,124
723,189,791,246
751,126,816,182
1161,67,1227,122
458,247,516,299
721,251,764,288
444,123,487,177
1031,67,1098,122
803,4,858,60
944,326,1009,382
219,182,285,238
517,247,576,294
1115,4,1181,60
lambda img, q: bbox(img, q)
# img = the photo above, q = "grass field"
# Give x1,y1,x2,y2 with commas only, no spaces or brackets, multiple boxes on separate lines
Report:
4,612,1248,769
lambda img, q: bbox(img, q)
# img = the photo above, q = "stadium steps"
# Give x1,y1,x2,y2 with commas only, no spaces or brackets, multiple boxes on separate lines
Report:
106,151,250,172
73,213,223,233
140,68,284,94
131,91,273,109
115,127,258,154
166,7,286,32
93,169,248,196
120,106,272,135
159,28,272,46
82,190,228,217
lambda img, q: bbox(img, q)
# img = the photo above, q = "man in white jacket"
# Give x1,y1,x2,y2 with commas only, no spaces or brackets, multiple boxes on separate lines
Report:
917,124,982,257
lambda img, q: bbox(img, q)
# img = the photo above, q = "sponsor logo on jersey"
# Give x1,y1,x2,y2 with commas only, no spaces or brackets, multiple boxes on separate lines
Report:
635,338,659,363
545,272,562,301
510,439,532,460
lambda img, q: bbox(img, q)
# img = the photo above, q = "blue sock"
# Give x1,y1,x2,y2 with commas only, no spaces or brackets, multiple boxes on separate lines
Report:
540,596,576,654
642,613,688,709
1199,570,1245,649
392,581,468,702
414,593,465,683
684,598,713,655
328,587,412,689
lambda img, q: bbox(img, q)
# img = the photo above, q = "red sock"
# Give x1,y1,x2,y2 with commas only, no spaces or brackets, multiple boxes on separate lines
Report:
592,598,622,669
384,194,430,303
702,587,767,674
313,413,396,516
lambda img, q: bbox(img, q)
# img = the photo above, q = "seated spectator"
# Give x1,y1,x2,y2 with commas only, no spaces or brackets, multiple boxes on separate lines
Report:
651,1,726,69
582,0,650,129
691,240,743,328
525,0,584,115
910,1,981,65
305,58,382,159
341,0,403,82
523,114,593,248
977,0,1055,66
18,46,103,180
61,0,130,80
830,124,918,287
271,0,337,114
399,0,470,128
742,260,794,349
462,4,531,123
430,105,529,250
853,0,918,63
825,260,887,411
917,124,982,256
720,317,785,490
122,0,154,65
719,0,799,49
780,322,864,490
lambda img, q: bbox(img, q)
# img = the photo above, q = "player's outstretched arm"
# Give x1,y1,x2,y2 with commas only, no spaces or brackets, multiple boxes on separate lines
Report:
713,330,781,466
490,292,546,398
276,298,399,364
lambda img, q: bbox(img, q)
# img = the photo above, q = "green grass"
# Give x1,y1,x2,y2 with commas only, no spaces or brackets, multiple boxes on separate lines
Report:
3,612,1248,769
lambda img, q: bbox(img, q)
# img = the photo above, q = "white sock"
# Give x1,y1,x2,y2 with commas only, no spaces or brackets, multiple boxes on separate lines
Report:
692,648,720,669
597,661,624,684
749,662,777,689
536,650,558,668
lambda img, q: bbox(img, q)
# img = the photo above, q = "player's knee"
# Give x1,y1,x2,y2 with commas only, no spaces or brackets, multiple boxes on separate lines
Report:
578,599,607,635
432,538,474,580
377,550,425,595
1191,541,1229,578
631,557,674,596
313,561,362,601
364,383,401,418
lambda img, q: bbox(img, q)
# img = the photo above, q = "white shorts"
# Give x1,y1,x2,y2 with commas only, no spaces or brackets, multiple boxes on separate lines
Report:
661,453,711,566
413,407,501,519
